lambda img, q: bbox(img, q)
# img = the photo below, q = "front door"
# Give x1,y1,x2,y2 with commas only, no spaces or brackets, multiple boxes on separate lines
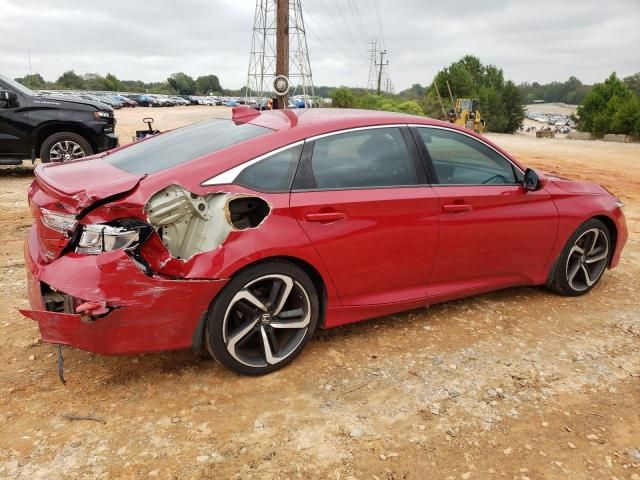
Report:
413,126,558,296
290,126,439,306
0,79,29,157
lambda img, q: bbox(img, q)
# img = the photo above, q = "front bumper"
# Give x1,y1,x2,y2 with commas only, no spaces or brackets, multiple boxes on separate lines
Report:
96,132,119,152
20,226,227,355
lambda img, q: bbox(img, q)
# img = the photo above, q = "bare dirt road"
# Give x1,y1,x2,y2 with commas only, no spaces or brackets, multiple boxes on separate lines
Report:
1,107,638,479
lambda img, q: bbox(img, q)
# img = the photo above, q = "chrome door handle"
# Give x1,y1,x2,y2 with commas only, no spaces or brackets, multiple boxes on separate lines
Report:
442,204,472,213
304,212,347,223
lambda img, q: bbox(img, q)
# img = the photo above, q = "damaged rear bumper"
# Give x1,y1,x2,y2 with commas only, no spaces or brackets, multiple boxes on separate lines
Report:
21,226,228,355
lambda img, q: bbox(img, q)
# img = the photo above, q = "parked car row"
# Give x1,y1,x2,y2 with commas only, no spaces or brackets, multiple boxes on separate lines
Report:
37,91,138,109
31,90,317,111
526,111,575,128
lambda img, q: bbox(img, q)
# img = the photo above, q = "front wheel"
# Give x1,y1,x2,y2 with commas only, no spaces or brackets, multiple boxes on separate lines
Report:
40,132,93,163
548,219,611,296
205,261,319,375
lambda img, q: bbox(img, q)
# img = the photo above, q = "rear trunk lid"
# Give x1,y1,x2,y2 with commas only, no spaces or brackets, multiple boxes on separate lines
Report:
30,157,144,261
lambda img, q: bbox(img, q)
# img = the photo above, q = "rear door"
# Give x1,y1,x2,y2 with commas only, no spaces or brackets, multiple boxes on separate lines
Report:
289,126,439,306
412,126,558,296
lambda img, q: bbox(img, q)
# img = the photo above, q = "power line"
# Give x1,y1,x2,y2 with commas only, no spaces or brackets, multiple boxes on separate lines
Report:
373,0,386,50
304,8,364,65
330,0,363,51
345,0,369,45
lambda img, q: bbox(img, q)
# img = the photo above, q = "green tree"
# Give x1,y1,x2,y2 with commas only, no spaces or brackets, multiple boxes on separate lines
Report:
576,72,640,137
330,87,355,108
16,73,46,89
396,100,424,116
56,70,84,90
423,56,524,133
517,76,591,105
83,73,107,91
104,73,122,92
502,81,526,134
398,83,425,100
623,73,640,97
195,75,222,95
167,72,196,95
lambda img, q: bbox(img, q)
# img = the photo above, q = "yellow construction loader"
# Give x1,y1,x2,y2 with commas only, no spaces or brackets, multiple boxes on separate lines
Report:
448,98,486,135
433,81,486,134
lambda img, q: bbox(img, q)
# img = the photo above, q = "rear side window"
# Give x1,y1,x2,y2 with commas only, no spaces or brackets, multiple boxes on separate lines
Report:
417,128,518,185
235,143,303,192
106,119,271,175
310,128,416,189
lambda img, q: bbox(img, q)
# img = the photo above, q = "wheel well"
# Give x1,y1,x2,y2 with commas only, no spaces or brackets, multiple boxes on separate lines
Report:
593,215,617,265
545,215,618,287
35,124,97,156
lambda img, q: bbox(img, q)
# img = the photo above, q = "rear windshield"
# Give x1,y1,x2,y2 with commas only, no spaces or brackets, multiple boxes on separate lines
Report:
106,119,271,174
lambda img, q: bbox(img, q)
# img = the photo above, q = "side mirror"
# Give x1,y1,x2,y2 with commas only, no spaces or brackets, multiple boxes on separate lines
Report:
0,90,18,106
523,168,547,191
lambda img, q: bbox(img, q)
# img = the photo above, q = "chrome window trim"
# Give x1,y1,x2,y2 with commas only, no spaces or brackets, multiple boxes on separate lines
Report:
305,124,408,142
202,140,305,186
201,123,524,187
409,124,525,175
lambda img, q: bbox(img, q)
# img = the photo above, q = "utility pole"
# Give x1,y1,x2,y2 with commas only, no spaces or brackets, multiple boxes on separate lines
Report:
246,1,314,106
376,50,388,96
433,81,448,120
275,0,289,109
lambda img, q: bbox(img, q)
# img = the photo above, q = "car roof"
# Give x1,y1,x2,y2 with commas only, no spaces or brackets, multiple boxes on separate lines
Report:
243,108,449,136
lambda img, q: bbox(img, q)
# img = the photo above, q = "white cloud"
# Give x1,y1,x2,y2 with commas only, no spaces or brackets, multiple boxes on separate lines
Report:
0,0,638,90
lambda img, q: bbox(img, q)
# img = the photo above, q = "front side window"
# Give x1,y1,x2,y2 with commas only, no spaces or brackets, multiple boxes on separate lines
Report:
0,74,34,97
235,143,303,192
310,127,416,189
418,128,518,185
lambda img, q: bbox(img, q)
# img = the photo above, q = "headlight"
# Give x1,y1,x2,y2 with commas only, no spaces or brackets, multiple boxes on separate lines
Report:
76,224,141,254
40,208,77,234
94,111,112,119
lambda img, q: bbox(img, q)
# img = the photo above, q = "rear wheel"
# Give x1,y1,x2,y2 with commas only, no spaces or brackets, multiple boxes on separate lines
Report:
40,132,92,163
548,219,611,296
205,261,319,375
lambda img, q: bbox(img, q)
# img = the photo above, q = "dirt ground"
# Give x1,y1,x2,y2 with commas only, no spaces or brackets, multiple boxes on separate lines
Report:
0,106,638,480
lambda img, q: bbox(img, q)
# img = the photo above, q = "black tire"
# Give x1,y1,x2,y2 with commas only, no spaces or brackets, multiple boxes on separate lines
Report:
205,261,319,375
547,218,611,296
40,132,93,163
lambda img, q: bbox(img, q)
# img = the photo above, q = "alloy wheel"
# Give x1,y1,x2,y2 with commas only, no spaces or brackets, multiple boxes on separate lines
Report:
49,140,86,162
565,228,609,292
222,274,312,368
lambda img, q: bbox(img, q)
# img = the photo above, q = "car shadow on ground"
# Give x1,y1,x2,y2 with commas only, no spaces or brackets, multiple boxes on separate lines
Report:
0,165,35,177
37,286,549,386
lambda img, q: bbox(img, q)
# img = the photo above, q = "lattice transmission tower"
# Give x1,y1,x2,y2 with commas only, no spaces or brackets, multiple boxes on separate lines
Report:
366,39,379,92
246,0,315,104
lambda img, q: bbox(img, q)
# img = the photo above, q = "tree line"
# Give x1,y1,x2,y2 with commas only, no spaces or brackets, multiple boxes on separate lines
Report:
331,55,526,134
576,73,640,137
16,65,639,137
16,71,227,96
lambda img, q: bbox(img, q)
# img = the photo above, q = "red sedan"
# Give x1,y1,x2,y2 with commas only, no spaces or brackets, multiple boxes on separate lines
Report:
20,107,628,375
